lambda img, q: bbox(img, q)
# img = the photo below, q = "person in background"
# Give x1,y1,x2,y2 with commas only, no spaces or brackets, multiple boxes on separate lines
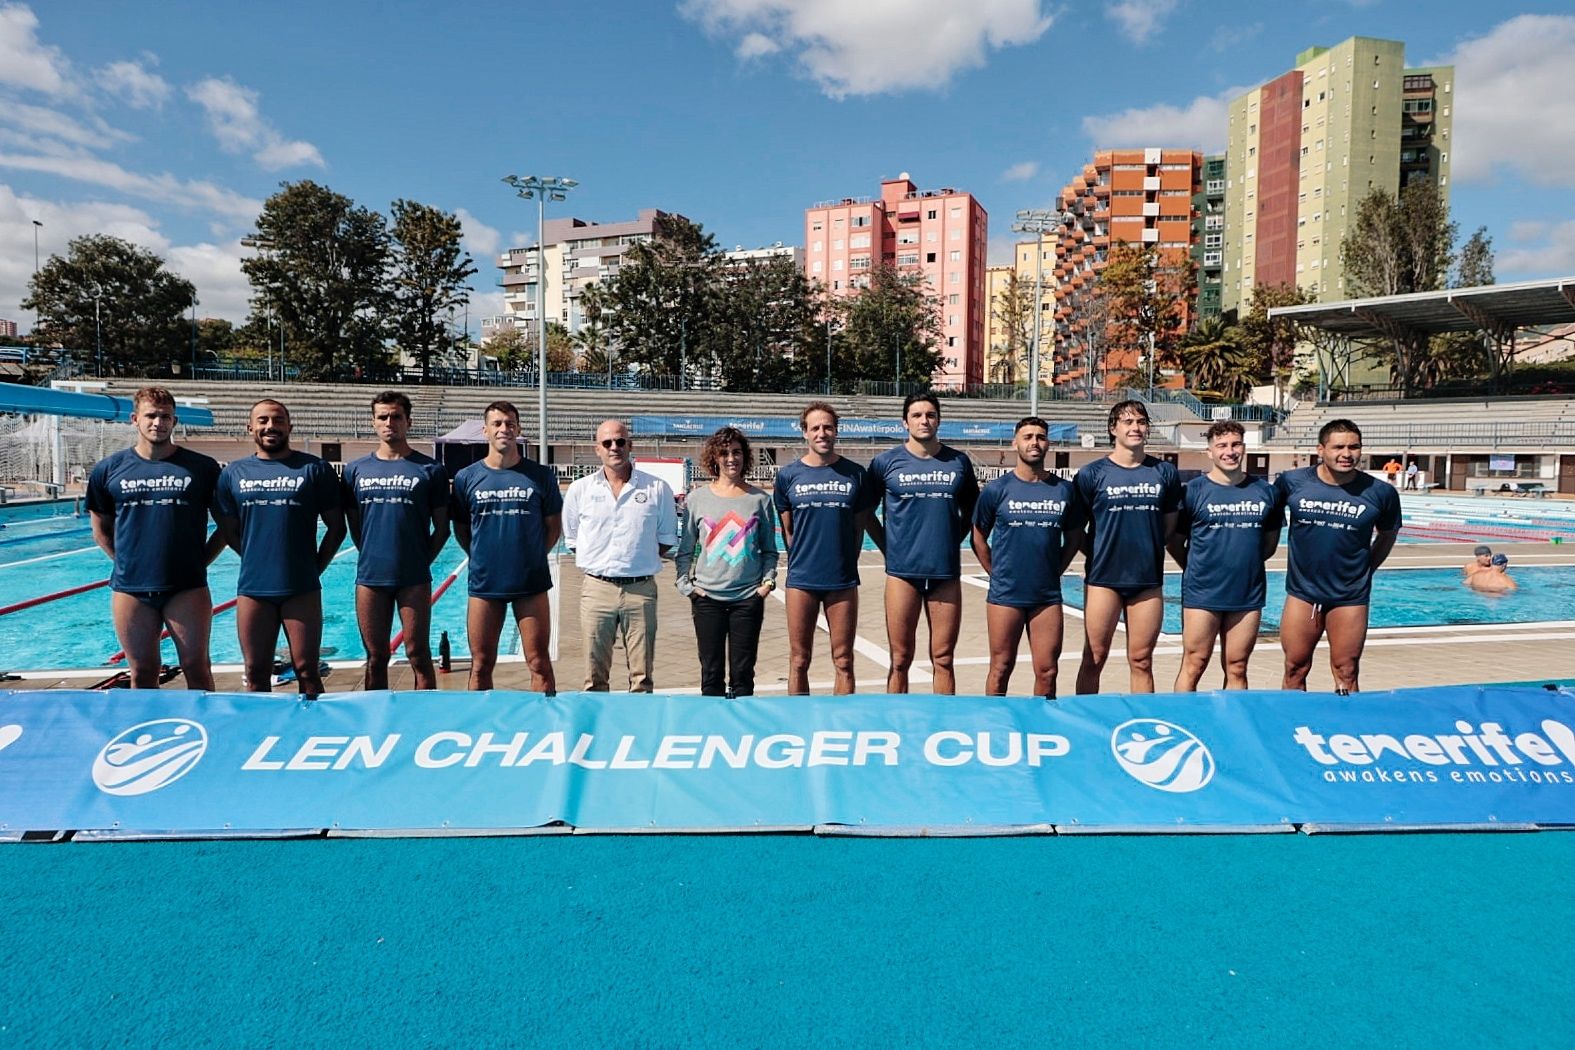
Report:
1464,545,1493,579
867,392,979,695
342,391,450,690
1382,458,1402,486
1466,553,1517,594
449,401,559,693
1404,460,1421,491
1167,421,1283,692
775,401,880,696
561,418,677,692
87,386,225,690
215,399,345,696
675,426,779,698
971,417,1083,698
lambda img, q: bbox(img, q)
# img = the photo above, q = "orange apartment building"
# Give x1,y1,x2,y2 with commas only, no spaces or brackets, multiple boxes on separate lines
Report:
803,173,988,388
1053,148,1201,392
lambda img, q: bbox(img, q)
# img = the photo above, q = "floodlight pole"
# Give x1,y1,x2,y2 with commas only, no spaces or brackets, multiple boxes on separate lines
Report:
1011,209,1058,417
503,174,578,464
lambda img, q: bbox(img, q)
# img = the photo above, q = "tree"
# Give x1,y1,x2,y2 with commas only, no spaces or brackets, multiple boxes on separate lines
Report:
992,272,1036,385
707,255,817,392
22,235,195,377
544,321,576,373
830,263,942,392
1179,317,1259,402
1454,227,1495,289
595,215,720,382
1234,283,1315,408
387,199,477,383
1424,226,1501,389
1089,242,1194,392
485,326,532,372
241,180,391,380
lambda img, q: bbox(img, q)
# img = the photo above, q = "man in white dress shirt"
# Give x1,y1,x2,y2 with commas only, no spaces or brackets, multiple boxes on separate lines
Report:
561,418,678,691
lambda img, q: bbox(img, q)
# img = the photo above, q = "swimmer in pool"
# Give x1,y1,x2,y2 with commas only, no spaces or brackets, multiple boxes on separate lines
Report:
1464,544,1493,579
1466,553,1517,593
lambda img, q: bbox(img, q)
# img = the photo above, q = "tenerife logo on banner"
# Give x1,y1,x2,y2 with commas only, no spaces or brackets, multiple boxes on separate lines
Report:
1110,719,1216,793
91,719,208,796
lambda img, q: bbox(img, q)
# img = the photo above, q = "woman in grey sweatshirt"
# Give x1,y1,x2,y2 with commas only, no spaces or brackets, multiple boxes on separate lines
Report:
674,426,780,697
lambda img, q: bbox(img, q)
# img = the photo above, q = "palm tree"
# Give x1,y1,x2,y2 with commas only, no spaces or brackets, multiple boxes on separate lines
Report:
1180,317,1259,402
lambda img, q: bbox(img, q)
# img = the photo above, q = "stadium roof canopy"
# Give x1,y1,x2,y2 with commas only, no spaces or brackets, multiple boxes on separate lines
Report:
1268,276,1575,341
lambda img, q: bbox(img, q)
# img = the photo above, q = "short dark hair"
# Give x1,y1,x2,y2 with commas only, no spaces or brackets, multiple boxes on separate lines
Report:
1107,399,1149,433
700,426,754,478
1203,420,1244,442
902,391,941,419
373,390,412,417
800,401,839,430
1015,416,1049,435
250,398,288,419
483,400,519,424
1318,418,1362,444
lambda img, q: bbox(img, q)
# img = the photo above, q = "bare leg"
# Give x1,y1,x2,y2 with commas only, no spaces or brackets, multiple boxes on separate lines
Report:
1023,603,1065,698
884,576,922,694
1280,596,1324,691
161,587,216,691
1174,607,1223,692
1120,589,1164,693
984,603,1027,696
395,583,436,690
111,591,172,690
1218,609,1263,690
512,592,556,694
785,587,823,695
235,595,283,693
356,585,397,690
278,591,326,696
1076,585,1126,695
821,586,860,695
923,580,963,695
466,596,505,691
1322,604,1370,692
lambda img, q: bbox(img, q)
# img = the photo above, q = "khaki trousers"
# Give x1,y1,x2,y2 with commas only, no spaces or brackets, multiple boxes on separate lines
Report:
579,575,659,692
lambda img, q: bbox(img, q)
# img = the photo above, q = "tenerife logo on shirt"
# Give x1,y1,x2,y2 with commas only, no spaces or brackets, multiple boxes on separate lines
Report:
1210,499,1268,516
895,469,956,487
1297,497,1365,518
237,475,306,493
1007,497,1066,514
357,475,421,492
119,475,192,494
1104,482,1162,498
793,480,853,497
475,484,537,502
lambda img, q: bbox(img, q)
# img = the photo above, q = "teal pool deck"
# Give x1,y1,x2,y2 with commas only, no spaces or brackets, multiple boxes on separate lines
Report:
2,833,1573,1046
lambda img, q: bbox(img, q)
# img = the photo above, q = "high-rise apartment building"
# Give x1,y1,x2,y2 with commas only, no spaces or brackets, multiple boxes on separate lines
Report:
490,208,681,342
1222,37,1454,313
803,174,988,388
0,319,17,339
1193,154,1226,321
1053,148,1202,392
985,264,1016,384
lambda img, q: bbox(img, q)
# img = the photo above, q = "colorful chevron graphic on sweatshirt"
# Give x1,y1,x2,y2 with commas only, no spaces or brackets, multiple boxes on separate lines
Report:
700,511,758,566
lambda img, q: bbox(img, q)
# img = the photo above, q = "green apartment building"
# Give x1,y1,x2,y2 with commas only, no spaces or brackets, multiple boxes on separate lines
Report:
1221,37,1454,317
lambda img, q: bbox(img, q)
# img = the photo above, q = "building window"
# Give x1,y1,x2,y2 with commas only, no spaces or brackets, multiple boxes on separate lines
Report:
852,215,869,227
949,229,961,241
813,241,822,252
832,259,843,271
949,272,959,284
850,256,870,270
812,260,822,273
927,209,937,219
948,294,960,305
850,234,870,248
897,252,919,265
949,250,961,262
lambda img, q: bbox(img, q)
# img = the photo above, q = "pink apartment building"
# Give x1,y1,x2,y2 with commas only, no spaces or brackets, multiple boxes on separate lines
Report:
803,173,988,388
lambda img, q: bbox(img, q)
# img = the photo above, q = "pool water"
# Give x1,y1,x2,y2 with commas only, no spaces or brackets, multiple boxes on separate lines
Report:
1060,565,1575,634
0,507,485,673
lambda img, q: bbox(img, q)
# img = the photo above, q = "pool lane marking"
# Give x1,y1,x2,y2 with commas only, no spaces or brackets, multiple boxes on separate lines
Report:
0,544,102,571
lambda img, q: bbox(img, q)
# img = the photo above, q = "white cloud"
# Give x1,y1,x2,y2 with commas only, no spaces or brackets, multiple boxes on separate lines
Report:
0,98,133,150
165,240,255,321
680,0,1052,98
1105,0,1178,46
1081,87,1241,153
455,208,502,259
0,149,261,222
186,76,324,171
1498,220,1575,279
1000,160,1039,182
1209,22,1260,53
465,289,508,332
95,57,171,110
0,3,70,95
1434,15,1575,188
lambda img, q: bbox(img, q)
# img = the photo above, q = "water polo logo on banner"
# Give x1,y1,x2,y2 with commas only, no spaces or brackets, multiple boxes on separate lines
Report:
92,719,208,796
1110,719,1216,793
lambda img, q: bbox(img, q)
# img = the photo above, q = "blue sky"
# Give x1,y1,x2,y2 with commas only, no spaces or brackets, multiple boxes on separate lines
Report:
2,0,1572,335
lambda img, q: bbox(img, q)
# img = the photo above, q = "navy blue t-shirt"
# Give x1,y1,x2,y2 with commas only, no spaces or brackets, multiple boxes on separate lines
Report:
86,446,220,593
450,458,563,599
342,452,449,588
972,472,1084,608
1275,467,1402,606
868,444,980,580
1073,456,1182,590
773,458,874,591
1176,475,1283,612
215,452,341,598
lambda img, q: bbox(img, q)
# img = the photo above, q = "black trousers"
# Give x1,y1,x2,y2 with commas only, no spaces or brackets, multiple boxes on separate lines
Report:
690,593,766,697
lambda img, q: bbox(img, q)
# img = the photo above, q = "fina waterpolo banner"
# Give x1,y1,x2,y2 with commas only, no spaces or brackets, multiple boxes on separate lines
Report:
3,686,1575,837
632,415,1079,443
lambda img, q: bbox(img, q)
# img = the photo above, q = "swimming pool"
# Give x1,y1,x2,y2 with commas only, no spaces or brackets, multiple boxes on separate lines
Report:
1060,565,1575,634
0,502,487,673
